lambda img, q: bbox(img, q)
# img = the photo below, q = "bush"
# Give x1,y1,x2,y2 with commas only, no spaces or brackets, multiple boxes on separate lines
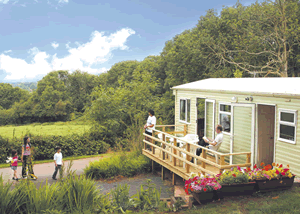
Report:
0,133,110,163
84,151,151,180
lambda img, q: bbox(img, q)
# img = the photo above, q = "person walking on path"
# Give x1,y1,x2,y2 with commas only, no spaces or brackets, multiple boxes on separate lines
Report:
21,136,36,179
11,149,21,181
52,146,63,180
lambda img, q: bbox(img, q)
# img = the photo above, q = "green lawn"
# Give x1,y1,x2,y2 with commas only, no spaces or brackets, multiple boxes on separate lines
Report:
0,121,91,139
0,152,118,169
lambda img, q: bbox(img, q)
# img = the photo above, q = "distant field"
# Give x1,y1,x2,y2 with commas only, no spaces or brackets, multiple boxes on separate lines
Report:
0,121,92,139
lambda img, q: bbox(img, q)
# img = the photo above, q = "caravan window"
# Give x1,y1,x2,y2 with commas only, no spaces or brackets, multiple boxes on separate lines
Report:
219,104,231,133
180,98,190,123
279,109,297,144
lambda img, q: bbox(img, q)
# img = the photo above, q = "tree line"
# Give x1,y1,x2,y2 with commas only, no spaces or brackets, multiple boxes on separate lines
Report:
1,0,299,145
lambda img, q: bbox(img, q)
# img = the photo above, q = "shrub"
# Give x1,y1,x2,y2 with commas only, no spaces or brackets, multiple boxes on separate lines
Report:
0,133,110,163
84,151,151,180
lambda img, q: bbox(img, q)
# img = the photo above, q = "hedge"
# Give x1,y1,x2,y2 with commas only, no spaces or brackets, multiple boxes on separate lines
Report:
0,133,110,163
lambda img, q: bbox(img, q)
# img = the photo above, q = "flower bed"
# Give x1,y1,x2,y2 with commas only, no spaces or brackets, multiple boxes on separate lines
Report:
248,163,296,193
216,166,255,198
185,163,296,204
184,173,221,204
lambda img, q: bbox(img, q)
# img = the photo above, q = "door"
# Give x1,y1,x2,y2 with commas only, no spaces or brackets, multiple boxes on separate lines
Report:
257,104,275,166
231,104,255,165
196,98,205,138
205,99,215,140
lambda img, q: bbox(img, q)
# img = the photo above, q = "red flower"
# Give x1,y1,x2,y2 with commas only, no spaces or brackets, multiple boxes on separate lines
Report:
260,162,264,166
281,172,286,176
232,174,236,177
254,164,257,169
203,188,207,192
247,167,251,171
279,164,283,168
283,168,289,173
276,170,280,175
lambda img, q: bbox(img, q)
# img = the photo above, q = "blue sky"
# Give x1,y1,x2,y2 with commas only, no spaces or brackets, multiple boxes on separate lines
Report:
0,0,260,83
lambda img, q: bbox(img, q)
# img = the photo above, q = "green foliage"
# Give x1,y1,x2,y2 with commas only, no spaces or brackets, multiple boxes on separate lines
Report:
84,151,151,179
111,184,133,212
0,132,109,163
216,167,250,185
131,179,162,211
0,83,29,110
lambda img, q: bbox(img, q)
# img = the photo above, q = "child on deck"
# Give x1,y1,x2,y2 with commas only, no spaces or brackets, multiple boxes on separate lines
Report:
11,150,21,181
52,146,63,180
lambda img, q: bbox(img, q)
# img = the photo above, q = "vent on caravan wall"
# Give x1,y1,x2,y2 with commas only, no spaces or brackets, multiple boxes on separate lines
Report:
245,96,253,101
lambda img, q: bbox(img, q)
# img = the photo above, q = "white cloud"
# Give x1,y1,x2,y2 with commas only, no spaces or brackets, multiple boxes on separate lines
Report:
51,42,59,49
3,50,12,53
58,0,68,3
0,28,135,80
0,0,9,4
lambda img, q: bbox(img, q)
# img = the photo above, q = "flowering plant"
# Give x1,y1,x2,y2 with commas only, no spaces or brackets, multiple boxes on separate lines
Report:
184,173,222,194
248,162,294,180
216,166,251,185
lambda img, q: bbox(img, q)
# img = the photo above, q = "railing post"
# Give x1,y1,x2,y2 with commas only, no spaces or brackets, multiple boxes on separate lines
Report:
201,149,206,175
163,127,166,132
152,131,155,155
144,134,146,150
162,133,166,160
173,138,177,166
186,143,190,173
184,124,187,136
219,156,225,174
246,153,251,164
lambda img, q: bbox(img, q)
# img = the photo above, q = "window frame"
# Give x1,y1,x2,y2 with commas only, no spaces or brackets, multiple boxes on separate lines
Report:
278,108,297,144
179,98,191,124
219,102,232,135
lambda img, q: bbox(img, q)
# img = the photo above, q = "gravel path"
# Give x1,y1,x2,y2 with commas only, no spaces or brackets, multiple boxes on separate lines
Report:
0,156,174,198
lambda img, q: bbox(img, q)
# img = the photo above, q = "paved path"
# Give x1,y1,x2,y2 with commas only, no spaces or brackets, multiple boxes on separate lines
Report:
0,157,174,198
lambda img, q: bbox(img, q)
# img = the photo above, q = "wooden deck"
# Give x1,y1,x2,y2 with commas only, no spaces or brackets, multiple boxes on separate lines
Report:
142,125,252,182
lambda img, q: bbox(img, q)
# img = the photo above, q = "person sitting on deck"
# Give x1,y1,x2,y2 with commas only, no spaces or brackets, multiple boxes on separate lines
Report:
196,125,223,157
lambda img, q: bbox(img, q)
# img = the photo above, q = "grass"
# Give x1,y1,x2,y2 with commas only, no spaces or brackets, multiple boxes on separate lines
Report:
0,121,91,139
0,152,119,169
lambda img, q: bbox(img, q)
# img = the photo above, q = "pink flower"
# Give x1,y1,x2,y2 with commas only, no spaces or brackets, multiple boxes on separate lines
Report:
214,187,218,190
237,166,241,171
276,170,280,175
263,174,270,179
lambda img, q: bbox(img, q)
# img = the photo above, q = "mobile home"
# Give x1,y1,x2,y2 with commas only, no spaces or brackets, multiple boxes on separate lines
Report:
172,78,300,176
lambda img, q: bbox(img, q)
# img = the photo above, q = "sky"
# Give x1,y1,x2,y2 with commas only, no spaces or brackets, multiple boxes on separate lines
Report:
0,0,261,83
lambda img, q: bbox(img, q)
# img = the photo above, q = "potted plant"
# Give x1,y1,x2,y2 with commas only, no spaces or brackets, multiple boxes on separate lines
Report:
249,163,296,193
184,173,221,204
216,166,256,198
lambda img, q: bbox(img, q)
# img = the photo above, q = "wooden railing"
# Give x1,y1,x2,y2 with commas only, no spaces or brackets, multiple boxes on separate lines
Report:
143,128,252,177
155,124,187,136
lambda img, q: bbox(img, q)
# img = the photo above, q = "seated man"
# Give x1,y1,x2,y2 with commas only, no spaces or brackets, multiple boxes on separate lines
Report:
196,125,223,157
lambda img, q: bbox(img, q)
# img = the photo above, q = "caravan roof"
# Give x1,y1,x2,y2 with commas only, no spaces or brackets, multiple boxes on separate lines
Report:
171,78,300,97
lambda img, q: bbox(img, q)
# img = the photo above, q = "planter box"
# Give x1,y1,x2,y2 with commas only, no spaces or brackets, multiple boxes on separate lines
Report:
191,190,219,204
218,182,256,198
255,175,295,193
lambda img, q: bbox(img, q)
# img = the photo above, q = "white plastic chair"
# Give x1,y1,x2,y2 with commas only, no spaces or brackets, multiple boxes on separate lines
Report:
177,134,199,169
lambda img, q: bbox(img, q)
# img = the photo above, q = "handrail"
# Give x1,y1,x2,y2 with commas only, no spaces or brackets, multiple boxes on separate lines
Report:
143,129,252,175
150,128,251,158
143,140,216,175
156,125,186,127
143,134,221,168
